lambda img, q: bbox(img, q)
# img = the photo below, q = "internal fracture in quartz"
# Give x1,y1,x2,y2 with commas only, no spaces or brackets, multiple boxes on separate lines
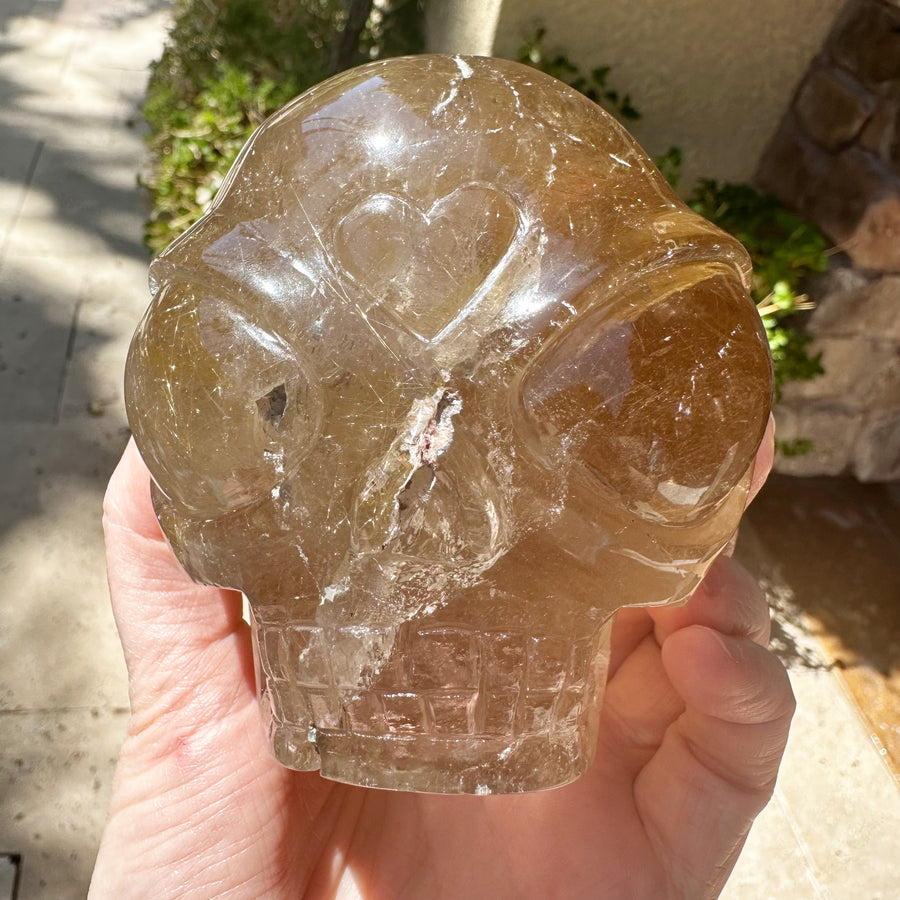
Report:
125,55,773,794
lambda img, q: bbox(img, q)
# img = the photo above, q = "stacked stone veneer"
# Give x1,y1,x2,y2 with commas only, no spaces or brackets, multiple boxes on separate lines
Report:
755,0,900,480
774,266,900,479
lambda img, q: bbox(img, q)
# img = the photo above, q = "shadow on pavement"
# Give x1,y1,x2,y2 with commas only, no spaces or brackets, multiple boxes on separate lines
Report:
741,472,900,773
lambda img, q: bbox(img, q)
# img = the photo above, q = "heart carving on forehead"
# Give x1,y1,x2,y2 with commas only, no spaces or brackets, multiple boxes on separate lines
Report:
335,183,520,341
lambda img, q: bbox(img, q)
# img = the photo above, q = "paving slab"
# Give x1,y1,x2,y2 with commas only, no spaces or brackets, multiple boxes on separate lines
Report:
0,4,167,898
780,667,900,897
0,262,79,423
725,517,900,898
0,708,128,900
723,787,824,900
57,254,148,423
0,422,130,712
0,134,41,251
3,128,150,260
724,663,900,898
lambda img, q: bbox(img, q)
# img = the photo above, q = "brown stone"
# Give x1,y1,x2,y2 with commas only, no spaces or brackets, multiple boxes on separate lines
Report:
891,123,900,169
773,403,861,476
867,351,900,410
795,68,875,150
753,123,833,217
859,101,898,158
124,55,772,793
854,411,900,480
779,335,900,404
808,265,879,336
829,0,900,84
851,275,900,337
809,148,895,247
846,194,900,271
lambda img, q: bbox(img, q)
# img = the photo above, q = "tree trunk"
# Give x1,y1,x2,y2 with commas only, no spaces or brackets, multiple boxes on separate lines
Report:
329,0,375,75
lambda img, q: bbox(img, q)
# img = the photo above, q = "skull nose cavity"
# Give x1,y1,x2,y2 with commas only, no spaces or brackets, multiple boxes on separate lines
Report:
407,388,462,469
396,388,462,523
397,465,436,515
352,388,463,552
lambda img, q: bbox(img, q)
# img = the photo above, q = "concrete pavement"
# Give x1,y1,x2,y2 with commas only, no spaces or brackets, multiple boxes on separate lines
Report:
0,1,167,896
0,1,898,897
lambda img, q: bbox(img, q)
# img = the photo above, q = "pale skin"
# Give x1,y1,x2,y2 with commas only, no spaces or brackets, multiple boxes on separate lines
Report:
90,417,793,899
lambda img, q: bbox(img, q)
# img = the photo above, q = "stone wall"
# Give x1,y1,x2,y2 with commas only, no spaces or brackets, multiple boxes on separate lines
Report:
775,268,900,480
756,0,900,481
756,0,900,272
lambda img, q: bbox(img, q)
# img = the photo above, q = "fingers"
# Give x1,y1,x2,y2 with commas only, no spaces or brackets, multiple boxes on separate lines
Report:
649,554,771,648
611,416,774,675
603,555,773,777
655,624,794,810
608,607,655,680
662,626,795,759
598,627,686,773
103,439,219,599
635,625,794,896
103,438,165,543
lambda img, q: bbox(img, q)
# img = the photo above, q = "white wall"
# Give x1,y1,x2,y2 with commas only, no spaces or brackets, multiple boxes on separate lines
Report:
426,0,848,189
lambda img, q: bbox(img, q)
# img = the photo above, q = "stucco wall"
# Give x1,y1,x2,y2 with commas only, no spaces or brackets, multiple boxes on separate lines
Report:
426,0,847,188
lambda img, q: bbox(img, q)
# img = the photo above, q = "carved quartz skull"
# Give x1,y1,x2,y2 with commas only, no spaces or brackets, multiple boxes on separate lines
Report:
125,55,772,793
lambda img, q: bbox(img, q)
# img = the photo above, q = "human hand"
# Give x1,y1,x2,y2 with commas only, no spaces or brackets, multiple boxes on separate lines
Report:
90,418,792,899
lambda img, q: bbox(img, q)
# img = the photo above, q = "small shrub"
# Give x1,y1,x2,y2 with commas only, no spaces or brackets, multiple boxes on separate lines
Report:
517,26,641,121
142,0,422,253
688,180,828,400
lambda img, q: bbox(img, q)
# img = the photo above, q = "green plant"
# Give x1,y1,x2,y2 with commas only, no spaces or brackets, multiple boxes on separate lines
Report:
775,438,814,458
653,145,683,190
688,180,828,400
144,9,829,418
517,27,641,121
142,0,423,253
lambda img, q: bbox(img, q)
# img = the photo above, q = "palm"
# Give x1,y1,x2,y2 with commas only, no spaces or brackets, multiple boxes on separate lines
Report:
91,440,791,900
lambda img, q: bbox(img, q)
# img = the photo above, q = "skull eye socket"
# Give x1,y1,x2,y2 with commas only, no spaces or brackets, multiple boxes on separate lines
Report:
257,383,288,428
125,283,321,517
521,268,772,523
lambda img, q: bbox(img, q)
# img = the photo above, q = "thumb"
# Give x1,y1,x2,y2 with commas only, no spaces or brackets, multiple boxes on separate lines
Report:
102,439,252,725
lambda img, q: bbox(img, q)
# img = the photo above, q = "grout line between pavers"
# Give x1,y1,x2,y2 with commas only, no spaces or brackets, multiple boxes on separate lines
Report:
775,785,831,899
54,295,82,424
824,656,900,788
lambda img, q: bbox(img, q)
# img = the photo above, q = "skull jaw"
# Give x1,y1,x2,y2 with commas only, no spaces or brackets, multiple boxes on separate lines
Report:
251,610,613,793
283,728,596,794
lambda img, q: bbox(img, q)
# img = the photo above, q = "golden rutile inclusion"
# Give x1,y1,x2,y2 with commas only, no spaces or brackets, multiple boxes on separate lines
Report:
125,55,772,793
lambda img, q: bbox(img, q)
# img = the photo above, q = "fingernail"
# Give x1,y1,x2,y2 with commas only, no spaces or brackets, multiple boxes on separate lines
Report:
712,628,744,664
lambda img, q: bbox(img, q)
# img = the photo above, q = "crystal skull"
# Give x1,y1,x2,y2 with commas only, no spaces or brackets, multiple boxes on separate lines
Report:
125,55,772,793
